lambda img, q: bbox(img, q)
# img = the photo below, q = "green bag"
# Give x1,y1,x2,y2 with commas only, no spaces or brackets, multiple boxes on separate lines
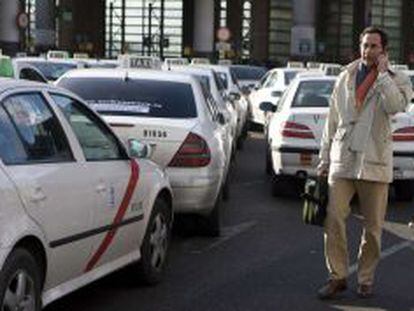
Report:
301,176,328,227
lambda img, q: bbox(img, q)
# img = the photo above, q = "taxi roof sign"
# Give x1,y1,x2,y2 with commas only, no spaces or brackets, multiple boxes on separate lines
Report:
47,50,70,59
0,55,15,78
218,59,232,65
191,57,210,65
287,61,304,68
164,57,189,66
118,54,162,70
73,53,89,59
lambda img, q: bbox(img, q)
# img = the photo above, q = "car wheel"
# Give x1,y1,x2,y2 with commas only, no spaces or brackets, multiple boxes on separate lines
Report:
136,198,171,285
0,248,42,311
394,180,413,201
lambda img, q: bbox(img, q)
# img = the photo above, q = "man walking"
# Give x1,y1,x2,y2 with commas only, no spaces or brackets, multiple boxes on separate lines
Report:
317,27,412,299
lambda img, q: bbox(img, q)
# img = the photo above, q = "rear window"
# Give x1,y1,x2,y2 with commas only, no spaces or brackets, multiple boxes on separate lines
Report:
58,78,197,118
19,61,76,81
230,66,267,81
292,80,335,107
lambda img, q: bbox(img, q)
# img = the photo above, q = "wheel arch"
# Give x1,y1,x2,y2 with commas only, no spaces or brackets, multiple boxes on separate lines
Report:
13,236,47,288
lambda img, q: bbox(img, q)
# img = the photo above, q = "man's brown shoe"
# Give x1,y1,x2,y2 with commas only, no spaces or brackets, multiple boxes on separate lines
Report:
357,284,373,298
317,279,347,300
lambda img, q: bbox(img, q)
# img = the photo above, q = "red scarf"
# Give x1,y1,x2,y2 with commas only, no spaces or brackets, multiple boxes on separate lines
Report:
355,66,378,111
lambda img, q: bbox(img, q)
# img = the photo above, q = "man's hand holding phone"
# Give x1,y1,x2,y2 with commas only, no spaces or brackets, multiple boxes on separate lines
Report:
376,52,389,73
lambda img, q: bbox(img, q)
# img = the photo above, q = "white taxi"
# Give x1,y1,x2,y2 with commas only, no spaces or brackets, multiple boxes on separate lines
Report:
0,78,173,310
248,67,305,126
168,65,238,160
13,57,84,82
56,69,229,236
262,75,414,200
193,64,249,148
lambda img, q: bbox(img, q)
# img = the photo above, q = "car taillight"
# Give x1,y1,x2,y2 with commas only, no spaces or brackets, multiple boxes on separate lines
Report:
168,132,211,167
392,126,414,141
281,121,315,139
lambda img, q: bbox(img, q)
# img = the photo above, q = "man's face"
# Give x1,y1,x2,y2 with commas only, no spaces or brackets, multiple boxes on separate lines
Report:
360,33,384,67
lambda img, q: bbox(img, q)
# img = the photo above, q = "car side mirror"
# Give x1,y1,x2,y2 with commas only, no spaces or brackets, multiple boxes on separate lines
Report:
271,91,283,98
229,92,241,101
127,138,152,158
216,112,226,125
259,101,277,113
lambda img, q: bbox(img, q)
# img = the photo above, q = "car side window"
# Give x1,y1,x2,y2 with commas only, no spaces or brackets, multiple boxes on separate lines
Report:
0,106,28,164
51,94,127,161
1,93,73,164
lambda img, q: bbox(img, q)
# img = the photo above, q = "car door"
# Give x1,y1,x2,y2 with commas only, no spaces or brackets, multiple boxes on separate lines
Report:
50,93,146,270
0,91,95,289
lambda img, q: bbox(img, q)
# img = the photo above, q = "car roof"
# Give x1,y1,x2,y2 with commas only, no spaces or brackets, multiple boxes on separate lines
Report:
167,65,215,76
13,57,79,65
0,77,62,94
59,68,197,84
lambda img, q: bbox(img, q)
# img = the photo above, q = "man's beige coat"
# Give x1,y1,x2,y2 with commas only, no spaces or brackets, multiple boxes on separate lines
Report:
319,60,413,183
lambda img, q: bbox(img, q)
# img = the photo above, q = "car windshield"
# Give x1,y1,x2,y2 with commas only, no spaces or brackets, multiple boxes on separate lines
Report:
19,61,77,81
230,66,267,81
58,77,197,118
284,71,301,85
292,80,335,107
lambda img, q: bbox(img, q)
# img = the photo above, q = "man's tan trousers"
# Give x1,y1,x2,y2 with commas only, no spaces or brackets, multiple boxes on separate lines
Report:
324,178,389,286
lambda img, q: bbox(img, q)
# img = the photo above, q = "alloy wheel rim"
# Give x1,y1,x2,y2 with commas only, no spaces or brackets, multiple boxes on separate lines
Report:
2,270,36,311
149,213,168,270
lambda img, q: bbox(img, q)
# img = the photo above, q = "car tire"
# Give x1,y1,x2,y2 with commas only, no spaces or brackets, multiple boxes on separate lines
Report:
0,248,42,311
394,180,413,201
136,198,171,285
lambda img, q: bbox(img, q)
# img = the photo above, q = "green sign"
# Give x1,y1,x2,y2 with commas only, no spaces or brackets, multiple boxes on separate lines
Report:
0,56,14,78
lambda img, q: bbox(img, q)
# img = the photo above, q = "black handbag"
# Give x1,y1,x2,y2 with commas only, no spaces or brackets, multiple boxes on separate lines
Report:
301,176,328,227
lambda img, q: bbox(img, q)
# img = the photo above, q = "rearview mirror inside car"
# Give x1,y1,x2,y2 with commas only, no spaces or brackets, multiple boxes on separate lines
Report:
259,101,277,112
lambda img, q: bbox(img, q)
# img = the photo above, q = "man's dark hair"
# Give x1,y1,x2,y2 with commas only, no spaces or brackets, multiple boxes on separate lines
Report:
360,26,388,49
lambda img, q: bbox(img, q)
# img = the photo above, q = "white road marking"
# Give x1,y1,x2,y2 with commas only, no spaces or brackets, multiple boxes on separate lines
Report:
190,221,257,254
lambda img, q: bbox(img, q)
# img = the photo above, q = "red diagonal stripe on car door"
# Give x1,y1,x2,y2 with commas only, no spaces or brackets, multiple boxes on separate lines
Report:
85,159,140,272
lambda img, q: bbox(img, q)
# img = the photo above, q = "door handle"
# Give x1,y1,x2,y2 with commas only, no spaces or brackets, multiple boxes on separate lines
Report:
31,187,46,202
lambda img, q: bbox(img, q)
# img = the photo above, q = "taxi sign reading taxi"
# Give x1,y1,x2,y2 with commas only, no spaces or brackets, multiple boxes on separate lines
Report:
118,54,162,70
217,27,231,42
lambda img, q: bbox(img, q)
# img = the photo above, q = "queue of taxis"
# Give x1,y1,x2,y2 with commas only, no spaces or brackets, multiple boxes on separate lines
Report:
261,74,414,200
56,58,231,237
194,64,249,148
0,78,173,310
